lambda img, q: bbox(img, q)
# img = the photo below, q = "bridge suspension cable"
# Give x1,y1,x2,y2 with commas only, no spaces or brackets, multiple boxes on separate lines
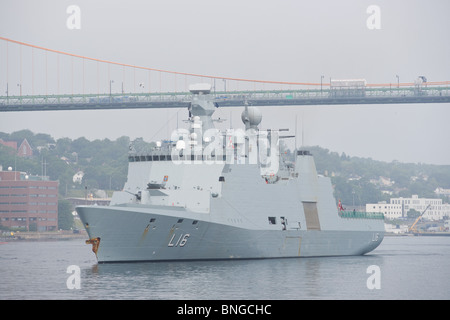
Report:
0,35,449,100
0,36,324,87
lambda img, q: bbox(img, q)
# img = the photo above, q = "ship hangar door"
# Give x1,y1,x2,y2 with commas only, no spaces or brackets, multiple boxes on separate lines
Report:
302,201,321,231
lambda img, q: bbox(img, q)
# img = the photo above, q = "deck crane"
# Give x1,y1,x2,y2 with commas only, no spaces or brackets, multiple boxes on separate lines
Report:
409,204,431,234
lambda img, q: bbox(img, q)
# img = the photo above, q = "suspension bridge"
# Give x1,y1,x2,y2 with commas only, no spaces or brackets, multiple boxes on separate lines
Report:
0,36,449,112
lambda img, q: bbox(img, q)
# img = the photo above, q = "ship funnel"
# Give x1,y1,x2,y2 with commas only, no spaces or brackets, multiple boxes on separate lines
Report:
295,150,319,202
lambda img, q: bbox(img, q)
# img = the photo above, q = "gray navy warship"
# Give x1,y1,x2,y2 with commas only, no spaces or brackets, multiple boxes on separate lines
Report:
77,83,384,262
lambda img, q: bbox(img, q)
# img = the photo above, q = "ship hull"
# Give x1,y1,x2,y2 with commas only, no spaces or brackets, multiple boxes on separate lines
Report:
76,205,384,263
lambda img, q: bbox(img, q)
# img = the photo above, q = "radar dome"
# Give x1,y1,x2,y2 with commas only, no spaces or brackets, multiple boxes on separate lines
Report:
176,140,186,150
241,107,262,128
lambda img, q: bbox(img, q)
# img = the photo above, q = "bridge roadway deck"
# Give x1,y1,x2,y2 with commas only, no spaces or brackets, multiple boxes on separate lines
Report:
1,88,449,112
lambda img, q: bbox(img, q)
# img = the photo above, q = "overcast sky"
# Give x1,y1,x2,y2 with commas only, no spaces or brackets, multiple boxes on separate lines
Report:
0,0,449,165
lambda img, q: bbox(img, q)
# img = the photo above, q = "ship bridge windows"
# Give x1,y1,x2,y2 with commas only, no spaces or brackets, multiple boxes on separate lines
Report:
130,154,227,162
129,154,173,162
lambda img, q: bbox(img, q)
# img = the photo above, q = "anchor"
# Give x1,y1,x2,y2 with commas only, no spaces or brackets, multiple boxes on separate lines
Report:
85,237,101,257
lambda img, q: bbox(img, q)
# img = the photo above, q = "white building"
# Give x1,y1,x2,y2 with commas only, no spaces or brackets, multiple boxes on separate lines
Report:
366,195,450,221
72,171,84,184
435,187,450,197
366,201,403,220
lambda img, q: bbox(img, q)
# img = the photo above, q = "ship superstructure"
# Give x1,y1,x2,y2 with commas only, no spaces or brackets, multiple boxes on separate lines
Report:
77,84,384,262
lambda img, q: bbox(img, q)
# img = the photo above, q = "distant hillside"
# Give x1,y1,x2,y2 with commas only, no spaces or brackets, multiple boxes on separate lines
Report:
305,146,450,206
1,130,449,206
0,130,137,195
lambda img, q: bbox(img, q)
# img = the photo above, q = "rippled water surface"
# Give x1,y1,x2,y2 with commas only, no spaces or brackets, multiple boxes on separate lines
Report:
1,235,449,300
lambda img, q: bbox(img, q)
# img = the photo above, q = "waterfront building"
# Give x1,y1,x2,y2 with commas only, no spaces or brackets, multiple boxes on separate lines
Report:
0,168,58,231
366,195,450,221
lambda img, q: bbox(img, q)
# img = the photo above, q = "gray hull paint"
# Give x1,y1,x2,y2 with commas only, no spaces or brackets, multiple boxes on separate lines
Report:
77,205,384,263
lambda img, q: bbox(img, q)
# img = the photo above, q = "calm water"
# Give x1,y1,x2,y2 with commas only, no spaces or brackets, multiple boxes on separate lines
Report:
1,235,449,300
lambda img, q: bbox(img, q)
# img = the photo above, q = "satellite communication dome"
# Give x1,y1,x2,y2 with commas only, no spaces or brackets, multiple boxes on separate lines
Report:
241,107,262,128
176,140,186,150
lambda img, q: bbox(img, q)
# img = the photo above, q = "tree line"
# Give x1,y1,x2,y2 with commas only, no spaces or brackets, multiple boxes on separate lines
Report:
1,130,449,212
306,146,450,207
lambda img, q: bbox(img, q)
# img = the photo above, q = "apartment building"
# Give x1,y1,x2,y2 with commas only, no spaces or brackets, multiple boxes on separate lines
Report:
366,195,450,221
0,169,58,231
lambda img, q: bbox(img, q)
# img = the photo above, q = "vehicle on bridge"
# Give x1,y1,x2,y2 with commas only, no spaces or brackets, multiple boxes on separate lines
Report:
329,79,367,98
414,76,428,96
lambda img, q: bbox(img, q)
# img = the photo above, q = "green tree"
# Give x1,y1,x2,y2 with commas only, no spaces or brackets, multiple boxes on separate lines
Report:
407,208,421,219
58,197,74,230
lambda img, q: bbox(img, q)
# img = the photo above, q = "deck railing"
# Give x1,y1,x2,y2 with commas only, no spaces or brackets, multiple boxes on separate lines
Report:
339,211,384,220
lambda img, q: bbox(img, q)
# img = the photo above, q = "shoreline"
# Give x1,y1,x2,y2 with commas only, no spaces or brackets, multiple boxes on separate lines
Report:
3,230,448,243
0,230,87,242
